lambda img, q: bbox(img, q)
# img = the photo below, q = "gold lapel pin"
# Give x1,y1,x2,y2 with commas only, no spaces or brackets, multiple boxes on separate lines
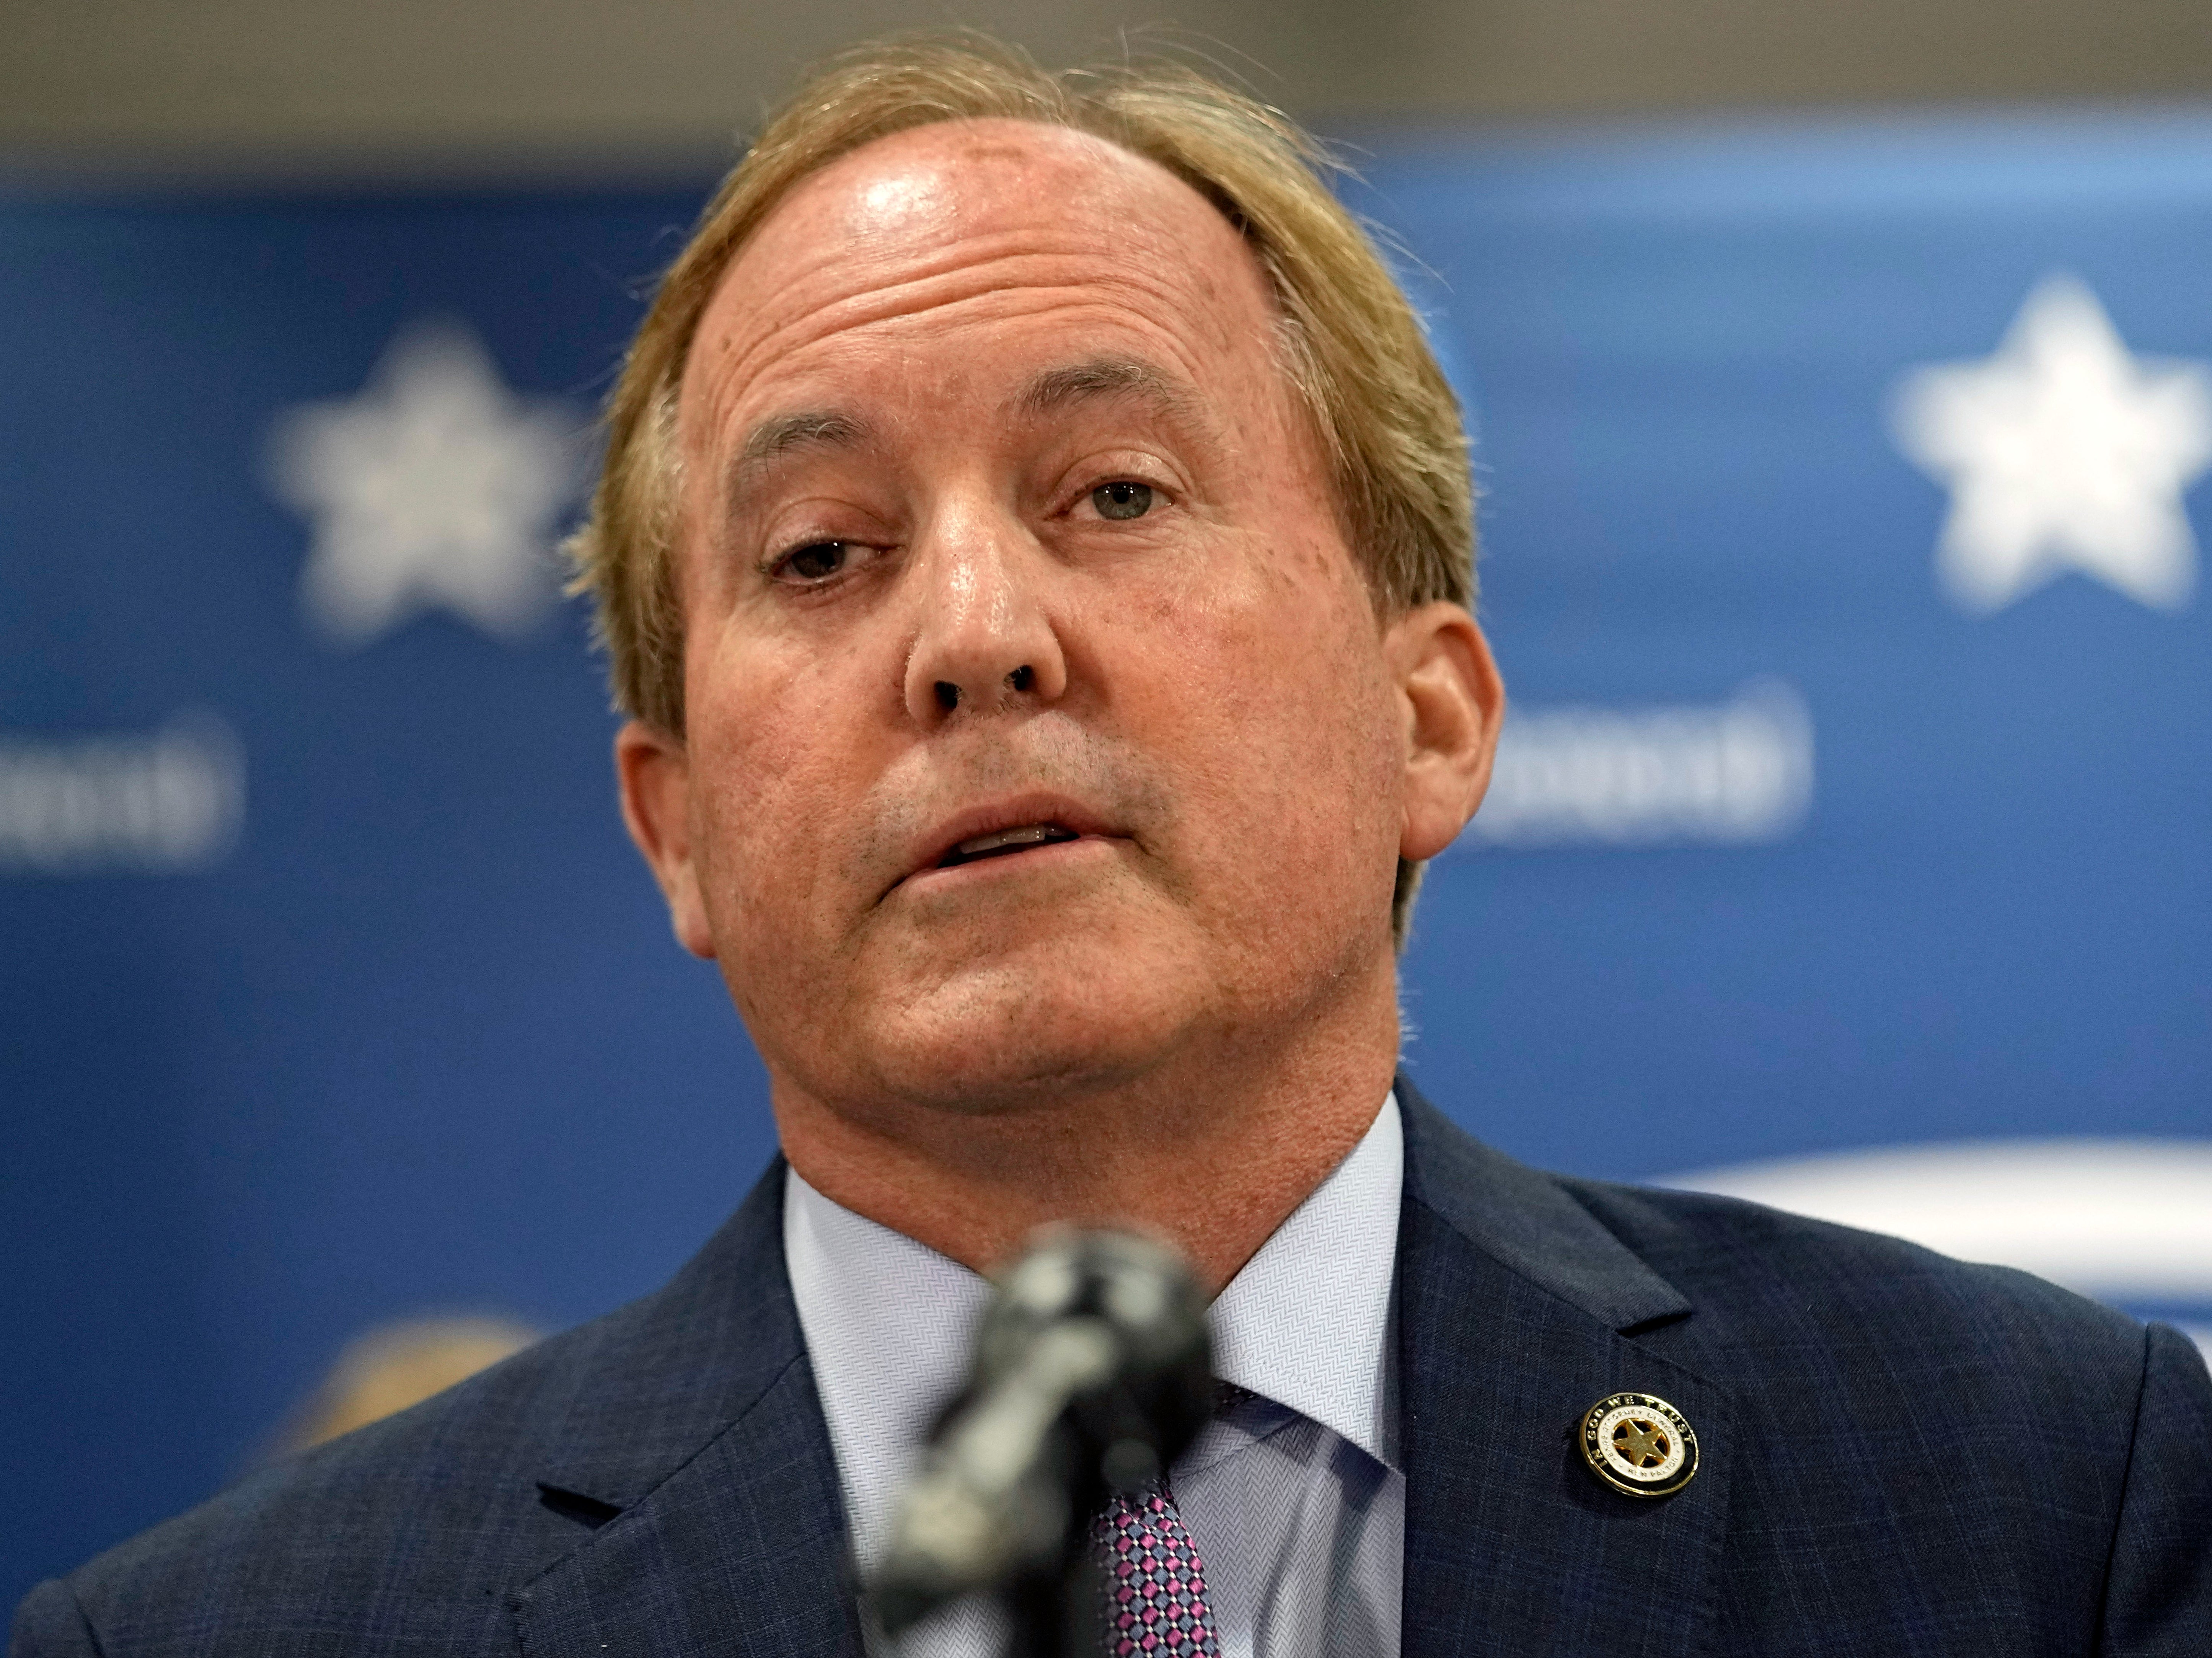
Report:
1576,1392,1699,1498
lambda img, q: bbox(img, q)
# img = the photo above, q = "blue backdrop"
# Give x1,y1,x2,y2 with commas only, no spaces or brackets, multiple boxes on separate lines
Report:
6,111,2209,1605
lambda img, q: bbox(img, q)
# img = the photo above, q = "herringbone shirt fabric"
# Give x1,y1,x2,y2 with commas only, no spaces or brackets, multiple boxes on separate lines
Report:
784,1096,1405,1658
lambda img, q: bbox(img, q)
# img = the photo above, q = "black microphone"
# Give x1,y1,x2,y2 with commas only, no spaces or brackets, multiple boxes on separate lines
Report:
867,1227,1213,1655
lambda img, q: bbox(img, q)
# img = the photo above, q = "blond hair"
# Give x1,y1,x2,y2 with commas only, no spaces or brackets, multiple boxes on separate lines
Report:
567,32,1476,944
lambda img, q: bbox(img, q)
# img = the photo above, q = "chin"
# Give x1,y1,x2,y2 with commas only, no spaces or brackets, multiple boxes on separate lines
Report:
861,950,1201,1114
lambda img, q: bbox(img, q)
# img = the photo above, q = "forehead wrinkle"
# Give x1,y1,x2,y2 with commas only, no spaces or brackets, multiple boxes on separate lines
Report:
695,118,1276,395
694,192,1263,384
716,255,1219,390
753,218,1198,311
698,286,1237,472
686,166,1291,486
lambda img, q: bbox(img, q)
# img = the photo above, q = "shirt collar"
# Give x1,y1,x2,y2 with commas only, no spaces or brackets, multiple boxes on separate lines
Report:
783,1090,1404,1562
783,1163,991,1568
1205,1091,1402,1471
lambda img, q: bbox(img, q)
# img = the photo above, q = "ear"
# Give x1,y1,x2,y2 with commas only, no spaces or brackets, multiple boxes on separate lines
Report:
1384,602,1505,861
614,720,717,960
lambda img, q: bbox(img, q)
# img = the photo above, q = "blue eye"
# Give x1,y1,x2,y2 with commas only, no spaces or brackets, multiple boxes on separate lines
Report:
778,541,849,582
1092,481,1154,521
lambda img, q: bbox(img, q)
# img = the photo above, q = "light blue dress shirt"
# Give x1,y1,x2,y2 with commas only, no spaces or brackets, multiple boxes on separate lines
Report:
784,1093,1405,1658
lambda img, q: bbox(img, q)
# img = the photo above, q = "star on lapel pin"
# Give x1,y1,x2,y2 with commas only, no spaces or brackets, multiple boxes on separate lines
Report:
1577,1392,1700,1498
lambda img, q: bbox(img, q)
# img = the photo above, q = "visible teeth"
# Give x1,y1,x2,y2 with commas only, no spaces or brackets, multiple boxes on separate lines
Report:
945,824,1077,865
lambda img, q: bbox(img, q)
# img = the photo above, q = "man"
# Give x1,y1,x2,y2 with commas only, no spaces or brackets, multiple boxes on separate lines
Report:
13,34,2210,1658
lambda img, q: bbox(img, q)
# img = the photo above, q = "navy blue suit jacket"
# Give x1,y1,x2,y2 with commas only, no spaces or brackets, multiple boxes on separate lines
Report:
14,1080,2212,1655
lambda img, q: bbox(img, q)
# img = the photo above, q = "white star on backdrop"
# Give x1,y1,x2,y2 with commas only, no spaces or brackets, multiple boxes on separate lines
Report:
1891,273,2212,614
268,320,584,644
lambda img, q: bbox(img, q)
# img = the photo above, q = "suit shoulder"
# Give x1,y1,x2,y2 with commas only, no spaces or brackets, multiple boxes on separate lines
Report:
1558,1172,2152,1378
42,1297,654,1656
32,1166,804,1657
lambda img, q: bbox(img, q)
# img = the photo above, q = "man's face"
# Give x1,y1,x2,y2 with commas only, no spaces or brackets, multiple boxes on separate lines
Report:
623,119,1487,1118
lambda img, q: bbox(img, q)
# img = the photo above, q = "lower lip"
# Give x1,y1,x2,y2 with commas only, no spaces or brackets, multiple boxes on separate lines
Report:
899,834,1115,895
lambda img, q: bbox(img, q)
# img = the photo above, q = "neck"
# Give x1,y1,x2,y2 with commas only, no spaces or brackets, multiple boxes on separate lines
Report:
769,986,1400,1295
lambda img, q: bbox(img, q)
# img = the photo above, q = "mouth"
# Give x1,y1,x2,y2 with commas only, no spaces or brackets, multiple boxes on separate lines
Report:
936,823,1082,869
891,796,1122,899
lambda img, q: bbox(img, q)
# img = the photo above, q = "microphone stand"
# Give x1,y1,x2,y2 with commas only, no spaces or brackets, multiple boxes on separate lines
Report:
865,1229,1212,1658
1004,1554,1102,1658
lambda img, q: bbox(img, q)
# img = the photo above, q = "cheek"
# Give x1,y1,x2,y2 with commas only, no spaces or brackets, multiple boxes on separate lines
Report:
683,637,868,946
1116,539,1400,900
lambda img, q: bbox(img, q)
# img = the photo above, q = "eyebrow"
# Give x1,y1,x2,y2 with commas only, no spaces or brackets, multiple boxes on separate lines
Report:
1014,356,1206,429
723,409,870,509
719,359,1204,514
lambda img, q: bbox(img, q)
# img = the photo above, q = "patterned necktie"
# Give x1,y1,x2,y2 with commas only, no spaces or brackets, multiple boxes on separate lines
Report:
1094,1482,1222,1656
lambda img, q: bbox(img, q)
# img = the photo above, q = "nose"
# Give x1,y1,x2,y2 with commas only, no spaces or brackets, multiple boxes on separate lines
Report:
900,500,1069,726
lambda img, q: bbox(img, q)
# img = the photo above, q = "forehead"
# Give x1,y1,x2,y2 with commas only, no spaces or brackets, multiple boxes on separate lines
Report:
679,118,1285,431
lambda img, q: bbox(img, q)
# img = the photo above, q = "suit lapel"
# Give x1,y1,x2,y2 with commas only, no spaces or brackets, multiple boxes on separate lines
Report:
1396,1080,1733,1658
509,1160,866,1658
502,1085,1730,1655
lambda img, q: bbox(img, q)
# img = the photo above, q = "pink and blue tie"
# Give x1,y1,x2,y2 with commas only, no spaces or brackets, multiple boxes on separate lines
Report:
1095,1484,1221,1656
